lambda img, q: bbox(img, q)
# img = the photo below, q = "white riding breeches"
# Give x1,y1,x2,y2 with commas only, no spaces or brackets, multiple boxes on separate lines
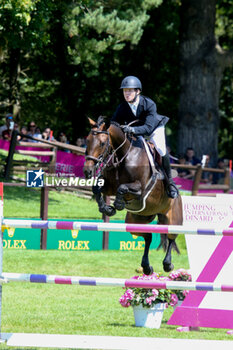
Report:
149,126,166,157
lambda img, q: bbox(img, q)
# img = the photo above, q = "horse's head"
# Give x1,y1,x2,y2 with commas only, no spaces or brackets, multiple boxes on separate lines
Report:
83,116,109,179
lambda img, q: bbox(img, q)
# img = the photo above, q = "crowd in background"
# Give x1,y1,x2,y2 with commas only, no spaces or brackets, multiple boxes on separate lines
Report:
0,113,87,150
168,146,228,185
0,113,228,185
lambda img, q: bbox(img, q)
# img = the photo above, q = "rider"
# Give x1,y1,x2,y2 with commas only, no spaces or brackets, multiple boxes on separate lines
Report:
111,75,179,199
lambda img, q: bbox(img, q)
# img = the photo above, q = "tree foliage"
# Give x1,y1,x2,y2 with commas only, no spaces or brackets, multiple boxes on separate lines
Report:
0,0,232,160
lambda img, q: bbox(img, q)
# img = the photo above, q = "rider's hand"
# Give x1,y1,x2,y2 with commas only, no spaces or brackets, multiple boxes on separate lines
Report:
122,125,135,135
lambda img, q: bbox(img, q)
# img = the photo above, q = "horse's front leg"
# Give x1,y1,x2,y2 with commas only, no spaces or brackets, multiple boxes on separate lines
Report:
113,181,141,210
92,185,116,217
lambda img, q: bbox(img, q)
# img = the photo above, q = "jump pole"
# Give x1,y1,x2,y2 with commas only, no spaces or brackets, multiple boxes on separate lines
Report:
2,273,233,292
2,219,233,236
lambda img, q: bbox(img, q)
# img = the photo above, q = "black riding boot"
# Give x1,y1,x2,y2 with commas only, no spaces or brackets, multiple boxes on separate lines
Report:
162,153,179,198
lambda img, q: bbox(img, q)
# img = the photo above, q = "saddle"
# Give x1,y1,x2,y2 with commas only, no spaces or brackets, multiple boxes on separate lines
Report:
147,141,162,170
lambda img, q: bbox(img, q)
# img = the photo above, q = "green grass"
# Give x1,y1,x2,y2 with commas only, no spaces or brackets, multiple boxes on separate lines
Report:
1,250,231,348
0,149,38,163
0,184,231,348
3,184,127,220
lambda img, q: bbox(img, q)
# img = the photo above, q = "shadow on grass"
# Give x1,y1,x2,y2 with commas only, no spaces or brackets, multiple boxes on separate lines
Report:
109,323,134,327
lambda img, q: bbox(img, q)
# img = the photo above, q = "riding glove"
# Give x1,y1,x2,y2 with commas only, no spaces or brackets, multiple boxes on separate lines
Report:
122,125,135,134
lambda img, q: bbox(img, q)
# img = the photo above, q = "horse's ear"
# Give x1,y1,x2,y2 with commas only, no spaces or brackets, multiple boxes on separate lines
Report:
88,117,96,127
99,122,106,131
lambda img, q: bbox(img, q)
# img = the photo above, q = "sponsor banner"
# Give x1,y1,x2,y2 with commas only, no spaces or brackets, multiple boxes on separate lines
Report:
182,195,233,311
3,219,160,251
0,139,85,177
56,151,85,177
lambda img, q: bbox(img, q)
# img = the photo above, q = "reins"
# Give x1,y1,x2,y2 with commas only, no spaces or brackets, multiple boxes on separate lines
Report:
104,119,139,169
85,120,139,177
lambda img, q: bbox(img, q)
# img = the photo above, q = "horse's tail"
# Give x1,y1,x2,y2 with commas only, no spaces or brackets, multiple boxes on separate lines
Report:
158,234,180,254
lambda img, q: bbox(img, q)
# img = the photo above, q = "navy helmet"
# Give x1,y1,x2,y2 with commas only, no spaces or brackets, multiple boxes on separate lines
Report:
120,76,142,90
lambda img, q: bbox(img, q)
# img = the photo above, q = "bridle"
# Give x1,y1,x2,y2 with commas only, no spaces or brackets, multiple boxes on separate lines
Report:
85,129,110,166
85,122,135,176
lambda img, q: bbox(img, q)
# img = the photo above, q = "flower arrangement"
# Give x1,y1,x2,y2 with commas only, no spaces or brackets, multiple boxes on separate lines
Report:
119,272,176,309
168,268,192,302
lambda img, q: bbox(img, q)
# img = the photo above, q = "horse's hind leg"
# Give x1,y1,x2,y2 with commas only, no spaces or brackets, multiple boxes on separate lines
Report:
158,196,182,272
162,238,175,272
141,233,154,275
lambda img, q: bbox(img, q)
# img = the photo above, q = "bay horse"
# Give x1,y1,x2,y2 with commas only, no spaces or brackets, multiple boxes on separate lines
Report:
83,116,183,274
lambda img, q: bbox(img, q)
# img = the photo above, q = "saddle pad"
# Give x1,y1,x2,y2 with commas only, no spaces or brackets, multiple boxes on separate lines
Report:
138,136,156,174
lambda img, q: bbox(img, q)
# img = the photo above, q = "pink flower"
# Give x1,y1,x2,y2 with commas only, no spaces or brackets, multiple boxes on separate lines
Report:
119,295,131,307
146,297,153,305
125,289,134,299
152,289,159,297
182,290,189,297
119,289,135,307
170,293,178,306
169,269,192,282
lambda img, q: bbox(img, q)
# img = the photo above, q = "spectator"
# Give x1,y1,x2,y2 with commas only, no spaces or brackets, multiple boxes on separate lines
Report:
201,154,213,183
13,122,21,141
42,128,55,141
18,126,28,142
27,121,41,142
212,158,226,184
57,132,70,153
14,122,19,131
177,154,194,179
185,147,201,165
34,127,42,140
58,132,69,144
76,137,86,148
0,114,14,140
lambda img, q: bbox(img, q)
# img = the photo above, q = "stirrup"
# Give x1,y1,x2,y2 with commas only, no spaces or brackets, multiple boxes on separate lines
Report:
167,181,179,199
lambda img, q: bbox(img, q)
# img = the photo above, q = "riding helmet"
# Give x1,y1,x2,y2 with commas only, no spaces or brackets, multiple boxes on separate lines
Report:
120,76,142,90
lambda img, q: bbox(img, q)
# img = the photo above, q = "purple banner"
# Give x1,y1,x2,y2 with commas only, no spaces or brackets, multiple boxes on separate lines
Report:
0,139,85,177
56,150,85,177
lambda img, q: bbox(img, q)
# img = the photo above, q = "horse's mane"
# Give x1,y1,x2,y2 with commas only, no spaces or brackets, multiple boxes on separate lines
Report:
95,116,119,130
110,121,121,128
96,115,106,127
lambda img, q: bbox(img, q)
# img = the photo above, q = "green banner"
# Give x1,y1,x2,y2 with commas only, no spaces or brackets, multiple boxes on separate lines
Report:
3,218,160,251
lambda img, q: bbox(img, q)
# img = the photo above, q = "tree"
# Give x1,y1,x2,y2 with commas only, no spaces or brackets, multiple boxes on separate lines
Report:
0,0,54,117
177,0,233,163
0,0,163,139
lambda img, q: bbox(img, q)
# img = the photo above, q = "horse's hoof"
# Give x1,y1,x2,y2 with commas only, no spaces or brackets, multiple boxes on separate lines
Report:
113,200,125,211
142,265,154,275
135,267,144,274
104,205,116,217
163,262,174,272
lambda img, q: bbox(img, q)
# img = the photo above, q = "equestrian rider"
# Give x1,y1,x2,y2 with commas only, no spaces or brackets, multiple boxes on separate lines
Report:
111,75,179,199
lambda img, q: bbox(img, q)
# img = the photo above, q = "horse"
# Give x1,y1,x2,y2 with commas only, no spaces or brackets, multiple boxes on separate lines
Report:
83,116,183,275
